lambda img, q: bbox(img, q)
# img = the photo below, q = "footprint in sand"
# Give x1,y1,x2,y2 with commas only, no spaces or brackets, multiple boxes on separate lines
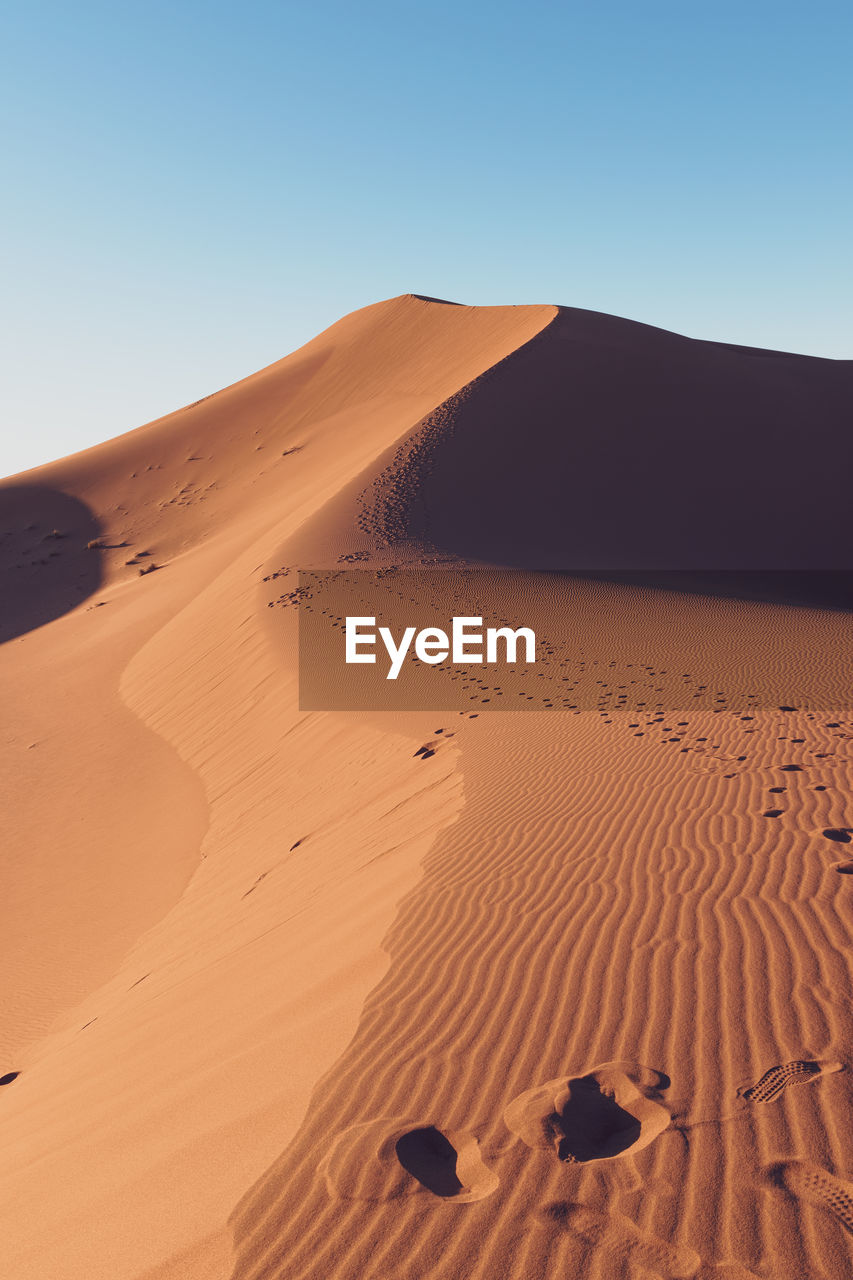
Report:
768,1159,853,1234
833,861,853,875
503,1060,670,1165
738,1059,842,1104
394,1126,497,1201
539,1201,700,1278
700,1266,766,1279
323,1116,498,1203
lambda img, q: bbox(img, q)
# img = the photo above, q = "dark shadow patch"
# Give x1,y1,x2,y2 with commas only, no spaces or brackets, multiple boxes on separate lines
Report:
407,307,853,582
564,570,853,613
395,1126,464,1197
550,1076,642,1162
0,484,103,642
0,1071,20,1086
541,1200,576,1225
408,294,463,307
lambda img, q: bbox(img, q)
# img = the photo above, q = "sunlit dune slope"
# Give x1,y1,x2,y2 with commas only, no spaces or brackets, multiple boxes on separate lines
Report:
0,295,553,1279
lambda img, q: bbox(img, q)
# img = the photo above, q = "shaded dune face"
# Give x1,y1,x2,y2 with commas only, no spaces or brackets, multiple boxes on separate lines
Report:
401,307,853,572
0,484,103,642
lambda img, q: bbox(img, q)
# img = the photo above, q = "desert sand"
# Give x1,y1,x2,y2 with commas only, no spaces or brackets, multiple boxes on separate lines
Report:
1,294,852,1280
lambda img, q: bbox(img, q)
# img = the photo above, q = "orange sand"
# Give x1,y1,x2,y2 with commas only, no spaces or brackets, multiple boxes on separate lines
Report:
1,295,852,1280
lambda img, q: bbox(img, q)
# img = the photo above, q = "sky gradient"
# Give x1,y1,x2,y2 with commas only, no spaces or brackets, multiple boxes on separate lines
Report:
2,0,851,479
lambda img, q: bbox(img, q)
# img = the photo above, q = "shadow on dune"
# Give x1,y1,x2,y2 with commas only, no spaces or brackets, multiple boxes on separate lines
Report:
0,484,103,642
551,1078,642,1162
410,307,852,588
567,569,853,612
395,1127,464,1196
409,293,463,306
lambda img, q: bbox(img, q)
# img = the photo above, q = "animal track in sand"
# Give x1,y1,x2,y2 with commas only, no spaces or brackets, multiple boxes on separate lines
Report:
833,861,853,875
739,1059,842,1104
769,1159,853,1234
823,828,852,844
323,1117,497,1203
504,1061,670,1164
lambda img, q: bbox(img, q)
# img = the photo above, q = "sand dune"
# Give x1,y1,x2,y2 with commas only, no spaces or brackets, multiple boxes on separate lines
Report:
1,295,851,1279
401,307,853,570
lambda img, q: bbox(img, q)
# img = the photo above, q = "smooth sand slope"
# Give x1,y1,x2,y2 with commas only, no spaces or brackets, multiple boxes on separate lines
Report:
1,295,852,1280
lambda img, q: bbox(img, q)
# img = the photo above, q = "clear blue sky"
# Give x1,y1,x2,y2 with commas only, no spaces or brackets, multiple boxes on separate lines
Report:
2,1,851,479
